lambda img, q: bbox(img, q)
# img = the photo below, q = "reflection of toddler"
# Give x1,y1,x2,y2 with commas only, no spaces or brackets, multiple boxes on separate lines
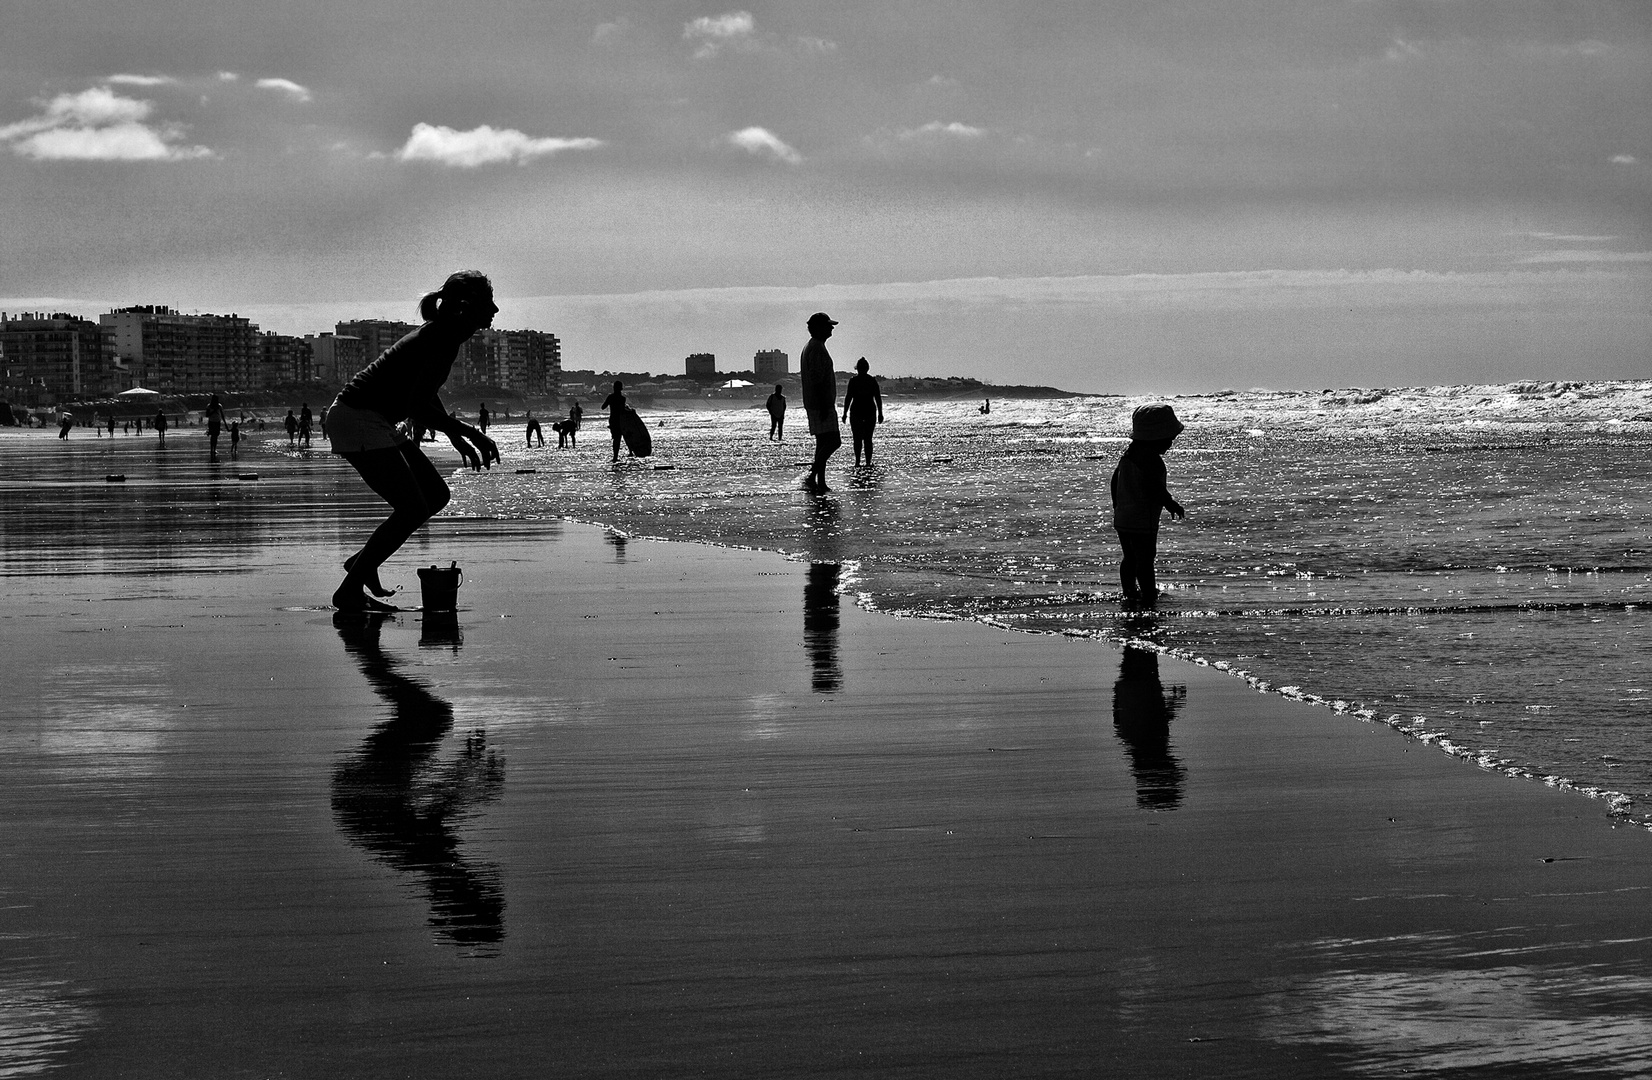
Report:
1110,404,1186,608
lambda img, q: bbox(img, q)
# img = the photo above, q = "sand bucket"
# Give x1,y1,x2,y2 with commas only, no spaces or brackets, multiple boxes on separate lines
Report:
417,562,463,612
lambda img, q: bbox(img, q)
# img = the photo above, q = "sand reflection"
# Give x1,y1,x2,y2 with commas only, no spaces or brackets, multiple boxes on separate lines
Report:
1111,648,1187,811
330,612,506,950
803,499,842,694
0,976,94,1077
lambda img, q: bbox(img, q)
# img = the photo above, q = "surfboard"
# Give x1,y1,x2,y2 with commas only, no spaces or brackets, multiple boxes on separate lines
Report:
621,407,652,457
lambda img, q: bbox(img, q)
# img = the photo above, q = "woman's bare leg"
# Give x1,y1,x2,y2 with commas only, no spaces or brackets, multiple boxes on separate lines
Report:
335,445,450,610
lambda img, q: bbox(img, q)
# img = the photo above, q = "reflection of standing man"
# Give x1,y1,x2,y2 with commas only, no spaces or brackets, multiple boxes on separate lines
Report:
799,312,841,493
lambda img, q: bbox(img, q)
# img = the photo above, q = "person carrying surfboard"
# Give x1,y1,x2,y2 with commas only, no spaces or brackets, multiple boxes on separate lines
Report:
325,269,501,612
799,312,841,492
602,381,627,462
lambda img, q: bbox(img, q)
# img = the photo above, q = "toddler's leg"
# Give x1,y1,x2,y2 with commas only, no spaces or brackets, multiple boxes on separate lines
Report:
1116,530,1159,605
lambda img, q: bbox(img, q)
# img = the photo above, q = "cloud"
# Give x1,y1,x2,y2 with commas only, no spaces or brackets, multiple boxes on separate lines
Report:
684,11,835,59
106,74,176,87
1611,154,1638,165
592,19,628,45
0,87,211,161
254,78,313,103
726,126,801,164
685,10,755,57
395,123,602,167
898,121,986,141
217,72,239,82
1519,250,1652,265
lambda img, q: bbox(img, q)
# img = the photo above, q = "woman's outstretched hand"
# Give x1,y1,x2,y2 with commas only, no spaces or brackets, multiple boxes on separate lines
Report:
450,427,500,470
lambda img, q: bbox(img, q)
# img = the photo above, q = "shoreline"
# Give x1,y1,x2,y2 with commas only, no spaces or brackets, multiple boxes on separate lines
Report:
2,492,1650,1073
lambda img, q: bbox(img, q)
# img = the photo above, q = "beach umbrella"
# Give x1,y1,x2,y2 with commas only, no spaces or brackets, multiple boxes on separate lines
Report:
117,386,161,397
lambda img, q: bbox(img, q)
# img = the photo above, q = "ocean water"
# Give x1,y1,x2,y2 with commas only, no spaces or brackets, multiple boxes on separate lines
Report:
3,380,1647,830
451,380,1652,826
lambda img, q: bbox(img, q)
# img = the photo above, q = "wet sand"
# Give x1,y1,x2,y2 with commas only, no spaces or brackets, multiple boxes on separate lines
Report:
3,431,1651,1076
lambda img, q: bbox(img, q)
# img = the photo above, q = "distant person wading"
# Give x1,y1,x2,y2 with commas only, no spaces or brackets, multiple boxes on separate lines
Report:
326,270,502,612
841,357,883,466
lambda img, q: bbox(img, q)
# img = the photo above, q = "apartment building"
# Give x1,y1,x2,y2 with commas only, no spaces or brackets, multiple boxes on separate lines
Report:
0,311,108,400
99,306,261,394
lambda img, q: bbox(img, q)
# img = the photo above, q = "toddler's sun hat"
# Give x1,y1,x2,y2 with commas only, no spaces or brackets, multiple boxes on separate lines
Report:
1131,404,1185,440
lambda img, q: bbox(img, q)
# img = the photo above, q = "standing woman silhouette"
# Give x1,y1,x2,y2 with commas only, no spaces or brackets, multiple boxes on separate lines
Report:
326,270,502,611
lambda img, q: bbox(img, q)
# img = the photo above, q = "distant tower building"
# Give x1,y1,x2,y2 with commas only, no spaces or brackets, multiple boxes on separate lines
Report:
453,327,560,394
304,332,366,384
261,333,314,387
0,311,107,400
753,349,788,380
99,306,260,394
685,353,717,379
335,319,419,365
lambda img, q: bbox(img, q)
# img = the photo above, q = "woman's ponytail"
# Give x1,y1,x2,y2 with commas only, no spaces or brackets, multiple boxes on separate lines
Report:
418,270,491,322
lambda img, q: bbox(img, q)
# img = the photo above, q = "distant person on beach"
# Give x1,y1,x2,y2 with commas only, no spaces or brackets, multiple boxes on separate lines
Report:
57,410,72,439
284,410,298,446
229,420,241,458
478,403,490,434
106,412,115,437
155,410,168,442
841,357,884,466
555,401,582,449
206,394,225,457
320,405,329,439
325,269,502,612
980,399,990,415
524,411,543,447
298,404,313,447
602,382,626,462
1110,404,1186,609
799,312,841,492
766,384,787,441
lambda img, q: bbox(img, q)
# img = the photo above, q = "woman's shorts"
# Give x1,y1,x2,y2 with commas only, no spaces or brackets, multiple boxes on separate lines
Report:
326,401,406,454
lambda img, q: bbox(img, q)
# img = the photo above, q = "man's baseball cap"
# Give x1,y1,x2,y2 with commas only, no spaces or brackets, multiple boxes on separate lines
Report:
807,312,837,327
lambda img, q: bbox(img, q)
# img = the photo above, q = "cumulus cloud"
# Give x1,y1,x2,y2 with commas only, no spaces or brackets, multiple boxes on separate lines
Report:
685,10,755,56
217,71,239,82
0,87,211,161
898,121,986,140
726,126,801,164
254,78,313,103
395,123,603,167
684,11,835,59
1611,154,1638,165
106,74,176,87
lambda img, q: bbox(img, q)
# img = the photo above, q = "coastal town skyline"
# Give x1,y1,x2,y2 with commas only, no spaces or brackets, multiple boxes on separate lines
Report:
2,2,1648,394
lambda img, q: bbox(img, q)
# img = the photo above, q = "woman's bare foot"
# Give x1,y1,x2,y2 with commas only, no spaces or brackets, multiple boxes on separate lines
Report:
333,583,400,612
343,553,395,597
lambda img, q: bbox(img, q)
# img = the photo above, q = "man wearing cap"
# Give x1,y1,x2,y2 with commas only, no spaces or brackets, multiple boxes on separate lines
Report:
799,312,842,492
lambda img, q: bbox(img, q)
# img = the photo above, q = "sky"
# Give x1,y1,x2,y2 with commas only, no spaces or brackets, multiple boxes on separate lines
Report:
0,0,1647,393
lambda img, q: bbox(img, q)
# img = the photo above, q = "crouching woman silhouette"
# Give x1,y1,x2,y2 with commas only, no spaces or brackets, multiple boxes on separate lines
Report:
326,270,501,611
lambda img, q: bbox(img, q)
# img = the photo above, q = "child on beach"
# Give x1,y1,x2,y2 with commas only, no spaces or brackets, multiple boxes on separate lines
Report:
1110,404,1185,609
